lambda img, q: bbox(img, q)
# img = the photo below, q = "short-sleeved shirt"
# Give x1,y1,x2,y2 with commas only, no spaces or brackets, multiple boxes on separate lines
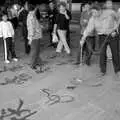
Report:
55,10,71,30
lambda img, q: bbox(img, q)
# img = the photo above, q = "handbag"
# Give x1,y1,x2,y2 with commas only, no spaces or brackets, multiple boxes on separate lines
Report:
52,33,58,43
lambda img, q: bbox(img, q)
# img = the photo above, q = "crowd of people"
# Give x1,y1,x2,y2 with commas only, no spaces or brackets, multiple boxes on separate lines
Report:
0,0,120,78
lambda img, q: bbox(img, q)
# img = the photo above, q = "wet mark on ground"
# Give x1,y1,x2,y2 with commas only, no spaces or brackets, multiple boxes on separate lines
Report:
35,66,51,74
0,65,24,74
40,88,75,106
66,76,104,90
0,99,37,120
0,73,32,85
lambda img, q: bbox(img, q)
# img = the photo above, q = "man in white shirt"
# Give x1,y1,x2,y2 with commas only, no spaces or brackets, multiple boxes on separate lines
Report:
80,4,120,77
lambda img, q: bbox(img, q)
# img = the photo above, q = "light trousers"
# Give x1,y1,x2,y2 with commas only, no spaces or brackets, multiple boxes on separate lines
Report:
56,29,70,54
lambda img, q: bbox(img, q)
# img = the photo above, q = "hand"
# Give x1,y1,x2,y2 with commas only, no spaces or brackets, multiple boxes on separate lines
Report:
83,19,88,23
111,31,116,37
60,10,67,15
80,40,85,47
64,10,67,15
28,40,32,45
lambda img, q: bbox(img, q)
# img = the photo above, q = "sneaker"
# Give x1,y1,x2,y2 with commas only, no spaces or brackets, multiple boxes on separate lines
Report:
13,58,18,62
4,60,10,64
86,60,91,66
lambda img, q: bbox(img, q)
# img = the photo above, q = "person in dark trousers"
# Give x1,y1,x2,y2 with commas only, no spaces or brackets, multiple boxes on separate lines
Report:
18,1,31,54
0,12,18,64
76,2,93,65
48,1,58,48
80,5,120,78
27,5,43,69
66,9,72,48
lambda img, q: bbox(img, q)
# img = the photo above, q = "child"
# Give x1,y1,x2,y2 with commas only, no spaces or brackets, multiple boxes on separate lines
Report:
0,11,18,64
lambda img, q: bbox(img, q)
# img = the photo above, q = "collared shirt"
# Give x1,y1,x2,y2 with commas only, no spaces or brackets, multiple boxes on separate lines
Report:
27,11,43,41
83,9,119,38
0,21,14,39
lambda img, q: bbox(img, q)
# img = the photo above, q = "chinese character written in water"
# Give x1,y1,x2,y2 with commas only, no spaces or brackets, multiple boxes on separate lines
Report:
0,99,37,120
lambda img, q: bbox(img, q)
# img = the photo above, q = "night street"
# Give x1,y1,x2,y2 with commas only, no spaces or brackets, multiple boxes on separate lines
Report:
0,17,120,120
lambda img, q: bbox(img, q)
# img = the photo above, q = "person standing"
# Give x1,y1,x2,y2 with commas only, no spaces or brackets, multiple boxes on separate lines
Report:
80,5,120,77
76,3,95,65
102,0,116,60
27,5,43,69
48,0,58,48
18,1,31,54
53,2,71,55
0,12,18,64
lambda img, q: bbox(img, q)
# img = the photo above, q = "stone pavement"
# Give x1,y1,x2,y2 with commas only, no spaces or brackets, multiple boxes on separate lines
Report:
0,24,120,120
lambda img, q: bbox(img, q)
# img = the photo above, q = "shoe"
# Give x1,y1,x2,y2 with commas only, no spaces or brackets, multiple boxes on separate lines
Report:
13,58,18,62
54,52,61,57
86,60,91,66
31,65,37,70
4,60,10,64
96,72,106,78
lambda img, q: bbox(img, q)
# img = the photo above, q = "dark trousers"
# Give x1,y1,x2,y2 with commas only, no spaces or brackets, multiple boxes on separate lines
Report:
31,39,42,67
85,36,95,64
76,35,95,64
22,25,31,54
99,34,120,73
10,17,18,30
66,28,70,47
4,37,16,60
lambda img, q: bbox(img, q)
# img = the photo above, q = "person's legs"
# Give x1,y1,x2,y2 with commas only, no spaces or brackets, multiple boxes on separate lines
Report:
76,35,83,64
3,38,10,63
8,37,17,59
56,30,64,53
99,35,108,74
31,39,42,69
66,28,70,47
23,25,31,54
109,35,120,73
85,36,95,66
57,30,70,54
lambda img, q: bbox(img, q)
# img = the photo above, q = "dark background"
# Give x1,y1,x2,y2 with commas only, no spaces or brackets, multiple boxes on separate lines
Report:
0,0,119,5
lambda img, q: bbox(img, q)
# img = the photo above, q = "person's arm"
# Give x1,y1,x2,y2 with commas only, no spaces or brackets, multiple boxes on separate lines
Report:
64,10,70,20
80,17,95,45
112,10,119,30
27,13,34,44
